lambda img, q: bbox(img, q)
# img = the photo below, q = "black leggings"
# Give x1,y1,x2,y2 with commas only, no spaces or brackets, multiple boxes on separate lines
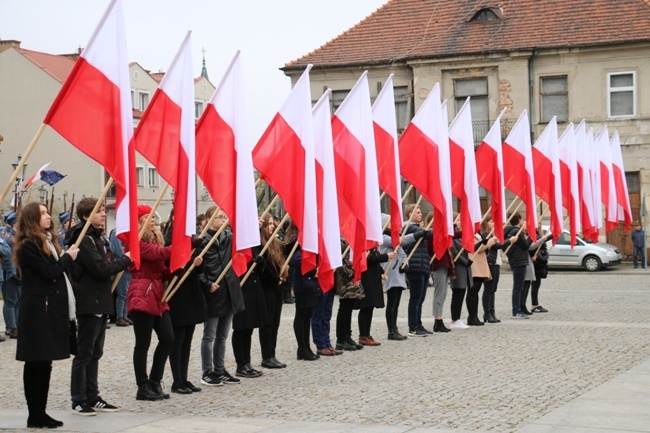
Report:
232,328,254,365
169,324,195,387
467,278,486,317
531,279,542,306
293,306,314,351
336,298,355,341
358,307,374,336
131,311,174,386
24,361,52,420
450,288,466,321
385,288,403,331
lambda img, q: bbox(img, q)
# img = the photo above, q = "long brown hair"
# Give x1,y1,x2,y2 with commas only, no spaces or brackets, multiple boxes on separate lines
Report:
260,213,286,278
139,215,164,245
13,202,61,267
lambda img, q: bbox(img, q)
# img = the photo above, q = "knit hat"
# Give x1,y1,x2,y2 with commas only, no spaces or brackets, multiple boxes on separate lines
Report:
3,211,17,226
137,204,153,219
58,210,71,225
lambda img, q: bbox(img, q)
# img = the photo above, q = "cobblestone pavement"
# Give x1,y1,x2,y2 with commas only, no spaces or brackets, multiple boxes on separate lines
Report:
1,265,649,432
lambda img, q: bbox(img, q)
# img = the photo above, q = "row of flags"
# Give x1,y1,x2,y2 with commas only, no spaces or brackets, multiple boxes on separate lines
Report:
33,0,632,289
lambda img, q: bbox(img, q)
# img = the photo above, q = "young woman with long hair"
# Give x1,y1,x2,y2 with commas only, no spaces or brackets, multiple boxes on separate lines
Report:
127,205,174,401
257,213,289,368
14,202,79,428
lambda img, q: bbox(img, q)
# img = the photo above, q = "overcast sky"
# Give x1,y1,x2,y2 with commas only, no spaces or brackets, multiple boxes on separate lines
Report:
1,0,386,138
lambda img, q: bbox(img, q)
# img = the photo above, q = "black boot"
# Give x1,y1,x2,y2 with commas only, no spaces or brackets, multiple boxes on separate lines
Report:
433,319,450,333
483,310,498,323
296,347,319,361
136,381,164,401
490,309,501,323
150,380,170,399
467,315,485,326
388,328,408,341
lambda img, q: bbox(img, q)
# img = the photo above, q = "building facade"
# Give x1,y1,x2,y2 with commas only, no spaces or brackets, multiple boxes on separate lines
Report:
282,0,650,258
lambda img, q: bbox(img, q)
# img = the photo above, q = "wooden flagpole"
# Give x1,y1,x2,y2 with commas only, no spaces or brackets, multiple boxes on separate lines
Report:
0,124,46,204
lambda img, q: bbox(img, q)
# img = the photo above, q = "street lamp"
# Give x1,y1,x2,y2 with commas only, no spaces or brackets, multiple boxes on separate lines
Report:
11,154,27,210
38,185,47,203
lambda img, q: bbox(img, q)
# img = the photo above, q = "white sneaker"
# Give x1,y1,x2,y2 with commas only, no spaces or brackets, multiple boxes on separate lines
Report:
450,320,470,330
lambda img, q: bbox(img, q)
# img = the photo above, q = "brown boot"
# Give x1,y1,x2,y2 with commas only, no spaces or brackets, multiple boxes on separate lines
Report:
358,336,381,346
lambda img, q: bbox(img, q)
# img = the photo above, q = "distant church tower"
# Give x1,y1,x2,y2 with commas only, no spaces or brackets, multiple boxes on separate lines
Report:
201,47,209,80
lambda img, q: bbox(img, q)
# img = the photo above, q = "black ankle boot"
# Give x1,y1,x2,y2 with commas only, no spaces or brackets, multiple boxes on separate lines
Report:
433,319,450,333
296,347,319,361
136,382,164,401
490,309,501,323
467,315,485,326
483,311,498,323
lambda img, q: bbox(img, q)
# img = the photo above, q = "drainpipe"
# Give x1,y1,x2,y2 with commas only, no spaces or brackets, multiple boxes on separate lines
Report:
528,47,538,138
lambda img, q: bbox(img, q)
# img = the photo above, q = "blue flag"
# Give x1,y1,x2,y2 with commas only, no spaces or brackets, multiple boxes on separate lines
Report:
39,170,66,186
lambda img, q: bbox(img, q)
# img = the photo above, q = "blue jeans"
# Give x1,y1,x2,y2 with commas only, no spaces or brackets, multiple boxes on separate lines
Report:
115,271,131,319
311,290,334,349
2,277,21,330
511,265,527,315
71,314,107,404
633,246,646,268
407,272,428,331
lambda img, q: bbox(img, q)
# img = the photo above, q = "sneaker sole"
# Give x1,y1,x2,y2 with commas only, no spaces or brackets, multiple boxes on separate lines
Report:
71,411,97,416
200,380,224,387
408,333,428,337
93,407,119,412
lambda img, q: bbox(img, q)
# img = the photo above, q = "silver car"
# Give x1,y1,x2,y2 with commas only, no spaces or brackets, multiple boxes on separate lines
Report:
545,230,622,272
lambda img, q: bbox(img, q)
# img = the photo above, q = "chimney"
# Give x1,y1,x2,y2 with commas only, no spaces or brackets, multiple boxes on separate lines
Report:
0,39,22,53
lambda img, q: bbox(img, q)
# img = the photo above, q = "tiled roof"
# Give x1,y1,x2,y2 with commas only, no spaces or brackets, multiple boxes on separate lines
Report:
17,48,75,83
285,0,650,69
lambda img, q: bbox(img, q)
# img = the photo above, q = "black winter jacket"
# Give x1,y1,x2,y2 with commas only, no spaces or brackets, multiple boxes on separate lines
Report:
401,224,432,275
504,225,532,268
67,224,132,315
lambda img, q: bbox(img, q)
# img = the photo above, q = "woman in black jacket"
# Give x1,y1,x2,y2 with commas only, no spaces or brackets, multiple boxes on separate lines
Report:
14,202,79,429
504,213,533,318
355,247,395,345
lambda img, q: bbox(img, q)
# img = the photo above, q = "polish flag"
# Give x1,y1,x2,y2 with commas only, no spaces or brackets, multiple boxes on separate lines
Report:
596,127,618,233
253,65,318,274
449,97,482,251
502,110,537,241
532,117,562,243
332,71,383,281
134,32,195,271
557,123,581,247
195,51,259,275
371,74,403,247
610,131,633,231
475,109,507,242
575,121,597,241
23,163,51,189
399,83,453,259
313,90,342,291
43,0,139,267
587,128,603,240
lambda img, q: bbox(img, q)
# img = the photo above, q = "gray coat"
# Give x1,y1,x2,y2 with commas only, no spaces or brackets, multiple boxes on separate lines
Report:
450,238,473,289
380,234,407,291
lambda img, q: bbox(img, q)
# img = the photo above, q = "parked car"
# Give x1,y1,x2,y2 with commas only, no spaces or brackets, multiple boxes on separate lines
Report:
545,230,622,271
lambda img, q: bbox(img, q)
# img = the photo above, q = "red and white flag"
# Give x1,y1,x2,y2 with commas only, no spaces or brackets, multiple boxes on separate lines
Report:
399,83,453,259
332,71,383,281
195,51,259,275
503,110,537,241
313,90,342,291
475,109,507,242
372,74,403,247
558,123,581,247
610,131,633,231
575,121,597,241
23,163,51,189
43,0,139,267
449,97,482,251
135,32,196,271
588,127,604,240
596,127,618,233
532,116,562,243
253,65,318,274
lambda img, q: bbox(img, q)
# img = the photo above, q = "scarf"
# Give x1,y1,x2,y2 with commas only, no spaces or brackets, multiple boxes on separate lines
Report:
45,232,76,320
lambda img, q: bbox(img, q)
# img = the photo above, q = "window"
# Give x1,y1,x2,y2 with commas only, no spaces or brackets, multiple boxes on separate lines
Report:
138,92,150,111
330,90,350,114
135,166,144,187
394,86,412,134
195,101,204,119
130,90,135,107
608,72,635,118
471,8,500,21
540,76,568,123
454,78,488,145
147,167,159,188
